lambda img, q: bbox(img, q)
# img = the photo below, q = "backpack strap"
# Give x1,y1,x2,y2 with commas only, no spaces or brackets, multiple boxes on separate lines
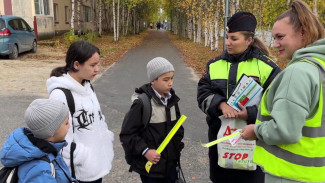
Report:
54,88,75,119
138,93,152,129
70,142,76,179
52,87,77,179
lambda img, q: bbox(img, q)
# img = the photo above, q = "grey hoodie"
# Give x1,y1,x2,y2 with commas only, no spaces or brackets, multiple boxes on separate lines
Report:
254,38,325,145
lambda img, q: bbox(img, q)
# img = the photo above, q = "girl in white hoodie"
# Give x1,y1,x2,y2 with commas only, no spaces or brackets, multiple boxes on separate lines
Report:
47,40,114,183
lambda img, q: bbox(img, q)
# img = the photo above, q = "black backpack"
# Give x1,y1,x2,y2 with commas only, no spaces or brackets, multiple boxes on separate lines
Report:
0,157,53,183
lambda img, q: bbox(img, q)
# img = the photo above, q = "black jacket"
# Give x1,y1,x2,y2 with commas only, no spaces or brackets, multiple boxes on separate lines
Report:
197,47,281,183
120,84,184,178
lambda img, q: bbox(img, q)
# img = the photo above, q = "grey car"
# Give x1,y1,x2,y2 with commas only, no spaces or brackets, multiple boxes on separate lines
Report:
0,15,37,59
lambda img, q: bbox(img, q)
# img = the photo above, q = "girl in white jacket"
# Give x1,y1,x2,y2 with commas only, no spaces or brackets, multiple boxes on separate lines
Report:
47,40,114,183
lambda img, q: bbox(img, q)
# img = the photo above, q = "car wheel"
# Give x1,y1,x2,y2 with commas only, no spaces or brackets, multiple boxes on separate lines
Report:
9,45,18,59
31,40,37,53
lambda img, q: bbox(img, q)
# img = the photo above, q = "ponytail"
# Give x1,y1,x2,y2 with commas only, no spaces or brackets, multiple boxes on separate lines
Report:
241,31,275,60
253,37,274,59
50,66,68,77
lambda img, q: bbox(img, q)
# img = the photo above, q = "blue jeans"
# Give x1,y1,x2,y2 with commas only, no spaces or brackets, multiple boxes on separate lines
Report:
140,169,178,183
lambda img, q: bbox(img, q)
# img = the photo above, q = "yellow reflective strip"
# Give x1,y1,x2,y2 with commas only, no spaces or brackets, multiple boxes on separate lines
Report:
237,59,260,81
201,132,241,148
209,61,228,80
254,146,325,182
145,115,187,173
277,136,325,157
237,58,273,85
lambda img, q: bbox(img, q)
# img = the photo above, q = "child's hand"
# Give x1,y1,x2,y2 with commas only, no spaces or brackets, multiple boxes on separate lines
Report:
144,149,161,164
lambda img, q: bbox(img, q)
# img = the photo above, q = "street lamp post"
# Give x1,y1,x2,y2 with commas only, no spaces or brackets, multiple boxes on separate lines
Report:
223,0,229,50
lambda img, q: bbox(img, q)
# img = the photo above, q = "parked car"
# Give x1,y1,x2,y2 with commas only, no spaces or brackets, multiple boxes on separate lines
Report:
0,15,37,59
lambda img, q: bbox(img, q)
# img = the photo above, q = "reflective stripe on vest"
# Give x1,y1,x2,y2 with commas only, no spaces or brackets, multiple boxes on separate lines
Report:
209,58,274,97
254,57,325,182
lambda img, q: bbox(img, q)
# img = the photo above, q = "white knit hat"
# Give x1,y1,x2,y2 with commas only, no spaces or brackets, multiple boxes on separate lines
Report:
147,57,174,82
24,99,69,139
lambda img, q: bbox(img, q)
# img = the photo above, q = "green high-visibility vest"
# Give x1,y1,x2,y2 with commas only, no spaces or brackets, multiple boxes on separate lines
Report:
209,57,274,97
254,57,325,182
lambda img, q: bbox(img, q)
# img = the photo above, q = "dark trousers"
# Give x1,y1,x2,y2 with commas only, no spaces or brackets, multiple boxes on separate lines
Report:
78,178,102,183
140,170,177,183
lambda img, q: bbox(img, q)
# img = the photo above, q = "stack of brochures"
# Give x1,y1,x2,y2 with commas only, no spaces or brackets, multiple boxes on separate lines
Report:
227,74,263,111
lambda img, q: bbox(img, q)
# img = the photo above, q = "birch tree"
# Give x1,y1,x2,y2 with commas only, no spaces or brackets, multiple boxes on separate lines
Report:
71,0,75,31
117,0,120,40
313,0,318,15
77,0,81,36
113,0,117,41
99,0,102,37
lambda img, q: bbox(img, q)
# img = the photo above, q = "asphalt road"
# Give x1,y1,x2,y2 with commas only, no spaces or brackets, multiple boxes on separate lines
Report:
0,29,211,183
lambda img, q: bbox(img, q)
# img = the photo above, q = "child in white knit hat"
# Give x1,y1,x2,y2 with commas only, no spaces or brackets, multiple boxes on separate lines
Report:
120,57,185,183
1,98,76,182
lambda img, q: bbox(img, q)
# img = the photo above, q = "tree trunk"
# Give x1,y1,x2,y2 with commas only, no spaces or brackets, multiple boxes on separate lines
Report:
77,0,81,36
187,17,192,40
117,0,120,40
193,16,196,43
197,17,202,44
313,0,318,15
204,20,209,47
71,0,75,31
125,7,130,35
113,0,117,41
122,4,125,36
209,19,214,50
98,0,102,37
133,9,136,35
214,12,219,51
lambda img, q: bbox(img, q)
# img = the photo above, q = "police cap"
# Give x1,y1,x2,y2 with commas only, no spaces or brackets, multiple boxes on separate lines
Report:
227,11,257,33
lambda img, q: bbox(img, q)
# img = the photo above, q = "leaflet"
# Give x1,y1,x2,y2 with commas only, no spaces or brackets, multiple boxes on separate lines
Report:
227,74,263,111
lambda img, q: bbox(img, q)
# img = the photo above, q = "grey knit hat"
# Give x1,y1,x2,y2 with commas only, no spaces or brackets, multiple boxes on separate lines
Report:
147,57,174,82
24,99,69,139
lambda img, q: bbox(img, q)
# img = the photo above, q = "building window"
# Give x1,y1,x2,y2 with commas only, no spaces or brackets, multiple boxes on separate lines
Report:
54,3,58,22
34,0,50,15
65,6,69,22
83,6,91,22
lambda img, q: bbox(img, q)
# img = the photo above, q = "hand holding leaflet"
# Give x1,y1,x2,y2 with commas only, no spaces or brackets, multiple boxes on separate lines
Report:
227,74,263,111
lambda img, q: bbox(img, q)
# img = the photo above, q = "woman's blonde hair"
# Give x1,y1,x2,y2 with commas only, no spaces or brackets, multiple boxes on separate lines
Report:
241,31,274,60
276,0,325,47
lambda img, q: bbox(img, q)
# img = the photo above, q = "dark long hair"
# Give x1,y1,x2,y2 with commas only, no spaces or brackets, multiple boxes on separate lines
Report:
50,40,100,77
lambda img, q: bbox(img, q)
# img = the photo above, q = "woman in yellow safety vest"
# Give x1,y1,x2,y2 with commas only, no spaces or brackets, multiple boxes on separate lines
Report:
197,11,281,183
241,0,325,182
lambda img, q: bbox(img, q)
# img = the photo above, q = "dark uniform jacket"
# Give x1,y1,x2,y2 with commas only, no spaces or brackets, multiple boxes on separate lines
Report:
120,84,184,178
197,46,281,183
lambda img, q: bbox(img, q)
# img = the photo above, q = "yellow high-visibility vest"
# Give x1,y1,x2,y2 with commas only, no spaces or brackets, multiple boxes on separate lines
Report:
254,57,325,182
209,57,274,97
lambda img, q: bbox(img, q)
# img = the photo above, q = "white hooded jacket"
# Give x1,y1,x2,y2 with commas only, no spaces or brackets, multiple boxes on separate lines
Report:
47,73,114,181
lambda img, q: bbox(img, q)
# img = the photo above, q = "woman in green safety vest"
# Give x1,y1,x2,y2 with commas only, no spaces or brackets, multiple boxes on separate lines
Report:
241,0,325,182
197,11,281,183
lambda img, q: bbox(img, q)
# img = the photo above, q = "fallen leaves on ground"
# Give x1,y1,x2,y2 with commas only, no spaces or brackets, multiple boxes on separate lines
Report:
169,33,223,77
